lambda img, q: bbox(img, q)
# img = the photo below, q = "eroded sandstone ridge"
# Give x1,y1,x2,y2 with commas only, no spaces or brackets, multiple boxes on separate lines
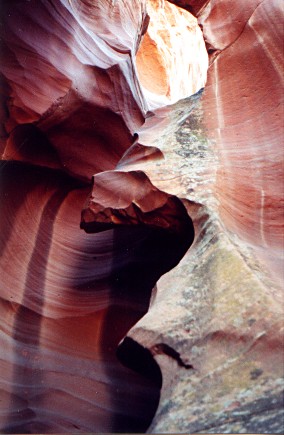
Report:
0,0,283,433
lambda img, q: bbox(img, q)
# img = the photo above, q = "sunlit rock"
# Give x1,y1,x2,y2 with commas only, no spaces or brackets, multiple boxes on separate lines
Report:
136,0,208,109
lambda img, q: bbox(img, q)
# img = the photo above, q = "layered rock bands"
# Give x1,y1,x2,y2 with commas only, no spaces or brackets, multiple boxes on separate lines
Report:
0,0,283,433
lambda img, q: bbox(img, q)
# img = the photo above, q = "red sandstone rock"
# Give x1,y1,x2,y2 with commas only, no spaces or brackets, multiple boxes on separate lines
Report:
169,0,283,280
204,1,284,249
136,0,208,109
0,0,206,431
81,170,194,239
0,0,283,433
0,163,162,432
0,0,207,180
168,0,209,16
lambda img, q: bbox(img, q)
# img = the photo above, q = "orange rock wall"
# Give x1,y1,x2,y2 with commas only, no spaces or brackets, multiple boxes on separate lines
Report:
200,0,284,250
0,0,283,433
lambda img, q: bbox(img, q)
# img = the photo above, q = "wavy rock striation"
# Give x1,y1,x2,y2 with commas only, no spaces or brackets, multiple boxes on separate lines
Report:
0,0,283,433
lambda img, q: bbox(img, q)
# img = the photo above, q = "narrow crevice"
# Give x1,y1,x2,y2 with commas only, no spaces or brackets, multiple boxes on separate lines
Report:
117,337,163,386
166,0,211,18
150,343,194,369
100,222,194,432
81,171,195,432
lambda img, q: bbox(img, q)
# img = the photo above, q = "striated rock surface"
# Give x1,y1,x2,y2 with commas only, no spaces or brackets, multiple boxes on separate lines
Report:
0,162,164,432
0,0,283,434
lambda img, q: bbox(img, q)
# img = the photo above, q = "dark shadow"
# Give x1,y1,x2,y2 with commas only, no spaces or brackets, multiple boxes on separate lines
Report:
100,214,194,432
0,161,80,257
0,161,38,258
1,162,194,433
4,124,62,168
116,337,162,386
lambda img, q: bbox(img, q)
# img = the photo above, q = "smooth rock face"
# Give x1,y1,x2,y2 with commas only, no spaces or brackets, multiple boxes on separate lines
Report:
0,0,283,434
0,0,205,432
0,162,164,433
170,0,284,280
202,0,284,249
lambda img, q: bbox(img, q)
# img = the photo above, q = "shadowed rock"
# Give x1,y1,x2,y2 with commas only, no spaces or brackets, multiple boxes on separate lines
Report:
0,0,283,433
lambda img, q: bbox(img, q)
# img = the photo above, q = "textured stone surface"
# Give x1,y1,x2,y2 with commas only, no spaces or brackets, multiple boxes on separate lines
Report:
0,0,283,433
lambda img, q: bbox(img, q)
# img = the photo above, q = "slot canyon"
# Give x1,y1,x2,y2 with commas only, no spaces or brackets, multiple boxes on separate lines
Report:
0,0,283,433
